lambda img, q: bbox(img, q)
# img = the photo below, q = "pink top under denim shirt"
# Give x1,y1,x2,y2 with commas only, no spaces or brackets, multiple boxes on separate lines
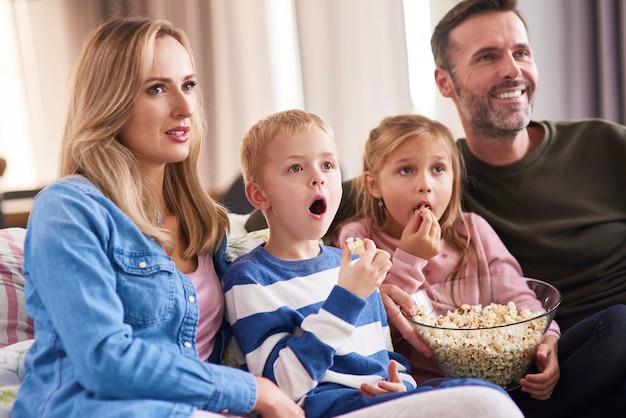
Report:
337,212,560,383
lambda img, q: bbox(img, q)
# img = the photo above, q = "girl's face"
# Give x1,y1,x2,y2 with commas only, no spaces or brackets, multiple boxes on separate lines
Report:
366,135,454,236
118,35,197,174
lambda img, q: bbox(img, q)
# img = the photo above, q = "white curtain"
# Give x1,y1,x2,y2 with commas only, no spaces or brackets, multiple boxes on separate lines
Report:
4,0,625,195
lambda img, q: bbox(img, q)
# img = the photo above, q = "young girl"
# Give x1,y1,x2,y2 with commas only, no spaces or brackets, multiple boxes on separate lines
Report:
334,114,562,397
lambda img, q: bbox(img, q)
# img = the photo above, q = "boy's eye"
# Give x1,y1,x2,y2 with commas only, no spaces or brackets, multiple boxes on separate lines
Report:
288,164,303,173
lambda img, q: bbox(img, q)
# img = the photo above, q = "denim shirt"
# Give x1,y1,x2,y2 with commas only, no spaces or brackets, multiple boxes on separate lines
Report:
12,176,256,418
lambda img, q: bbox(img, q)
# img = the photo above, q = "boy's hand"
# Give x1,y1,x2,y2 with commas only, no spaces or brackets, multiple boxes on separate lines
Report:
359,360,408,397
338,238,391,299
399,208,441,260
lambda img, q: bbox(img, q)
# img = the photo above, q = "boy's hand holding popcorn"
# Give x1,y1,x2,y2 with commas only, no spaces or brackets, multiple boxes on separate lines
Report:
339,237,391,299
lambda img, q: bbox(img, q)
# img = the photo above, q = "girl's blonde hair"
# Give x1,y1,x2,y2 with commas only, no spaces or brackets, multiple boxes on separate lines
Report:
240,109,334,184
351,114,482,280
59,16,228,257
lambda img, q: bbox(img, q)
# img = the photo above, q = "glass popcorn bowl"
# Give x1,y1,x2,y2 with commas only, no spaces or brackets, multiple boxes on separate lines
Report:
405,277,560,391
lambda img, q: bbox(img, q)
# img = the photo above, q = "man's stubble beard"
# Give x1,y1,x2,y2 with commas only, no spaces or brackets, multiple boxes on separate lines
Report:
454,79,534,139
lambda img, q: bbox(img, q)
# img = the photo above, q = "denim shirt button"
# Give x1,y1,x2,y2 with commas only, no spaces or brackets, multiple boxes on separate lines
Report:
138,261,148,269
221,410,229,414
183,341,192,348
188,295,196,303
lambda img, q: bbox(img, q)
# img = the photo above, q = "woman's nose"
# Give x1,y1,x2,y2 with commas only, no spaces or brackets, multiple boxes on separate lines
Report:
172,92,195,118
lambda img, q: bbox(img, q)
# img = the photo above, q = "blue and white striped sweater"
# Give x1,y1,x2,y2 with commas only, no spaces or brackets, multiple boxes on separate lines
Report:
223,244,416,416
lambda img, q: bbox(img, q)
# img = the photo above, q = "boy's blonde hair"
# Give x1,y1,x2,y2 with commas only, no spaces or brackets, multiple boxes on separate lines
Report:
60,16,228,257
351,114,482,280
240,109,334,184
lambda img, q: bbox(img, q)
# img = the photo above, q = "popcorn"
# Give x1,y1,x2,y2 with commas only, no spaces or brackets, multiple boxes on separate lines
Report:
346,237,366,256
412,301,548,388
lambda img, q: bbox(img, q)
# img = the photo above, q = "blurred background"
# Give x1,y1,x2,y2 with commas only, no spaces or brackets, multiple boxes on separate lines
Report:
1,0,624,224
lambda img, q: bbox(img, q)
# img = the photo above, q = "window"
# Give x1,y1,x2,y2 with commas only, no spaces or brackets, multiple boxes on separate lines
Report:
0,1,38,192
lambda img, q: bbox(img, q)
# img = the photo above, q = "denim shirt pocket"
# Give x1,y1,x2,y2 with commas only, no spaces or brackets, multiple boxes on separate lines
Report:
112,248,177,327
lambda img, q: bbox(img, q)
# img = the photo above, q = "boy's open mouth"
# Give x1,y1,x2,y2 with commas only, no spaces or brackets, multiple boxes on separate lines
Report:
309,198,327,215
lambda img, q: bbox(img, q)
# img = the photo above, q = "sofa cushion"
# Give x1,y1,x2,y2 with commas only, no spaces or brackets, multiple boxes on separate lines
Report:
0,228,33,347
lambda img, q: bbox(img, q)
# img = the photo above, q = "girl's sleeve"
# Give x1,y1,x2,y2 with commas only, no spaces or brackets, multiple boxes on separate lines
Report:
336,222,427,294
224,263,367,402
470,213,561,338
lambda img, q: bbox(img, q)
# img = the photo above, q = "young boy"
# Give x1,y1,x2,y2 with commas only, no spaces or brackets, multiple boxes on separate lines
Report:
223,109,523,418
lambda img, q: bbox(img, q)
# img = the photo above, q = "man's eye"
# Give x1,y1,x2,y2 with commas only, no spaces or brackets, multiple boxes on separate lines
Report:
288,164,302,173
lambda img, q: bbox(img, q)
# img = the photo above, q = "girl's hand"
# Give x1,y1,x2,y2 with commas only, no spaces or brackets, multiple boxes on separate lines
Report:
379,283,433,357
338,239,391,299
253,376,305,417
399,208,441,260
519,335,560,400
359,360,408,397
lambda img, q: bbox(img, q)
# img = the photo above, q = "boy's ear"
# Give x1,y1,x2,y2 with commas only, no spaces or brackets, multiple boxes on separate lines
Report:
364,172,383,199
245,181,270,210
434,67,454,98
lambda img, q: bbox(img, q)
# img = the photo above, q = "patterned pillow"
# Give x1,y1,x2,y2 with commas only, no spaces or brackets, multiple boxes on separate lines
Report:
0,228,33,347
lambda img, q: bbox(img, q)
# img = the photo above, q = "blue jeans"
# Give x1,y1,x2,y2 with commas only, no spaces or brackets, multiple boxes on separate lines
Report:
511,304,626,418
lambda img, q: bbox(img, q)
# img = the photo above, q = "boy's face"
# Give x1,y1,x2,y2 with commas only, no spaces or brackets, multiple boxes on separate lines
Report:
256,127,342,242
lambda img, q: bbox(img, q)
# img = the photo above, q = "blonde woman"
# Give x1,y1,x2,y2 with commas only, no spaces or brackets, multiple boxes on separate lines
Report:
13,16,303,418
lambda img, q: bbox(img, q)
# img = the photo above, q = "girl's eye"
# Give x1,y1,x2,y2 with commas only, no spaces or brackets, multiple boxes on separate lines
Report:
148,84,165,94
183,81,197,91
288,164,303,173
322,161,335,170
433,165,445,174
399,167,412,175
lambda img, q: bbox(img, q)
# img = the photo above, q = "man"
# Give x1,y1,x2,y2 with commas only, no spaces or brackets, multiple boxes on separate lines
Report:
431,0,626,333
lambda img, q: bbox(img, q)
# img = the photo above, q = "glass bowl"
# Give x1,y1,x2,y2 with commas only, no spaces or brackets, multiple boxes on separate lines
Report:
405,277,560,391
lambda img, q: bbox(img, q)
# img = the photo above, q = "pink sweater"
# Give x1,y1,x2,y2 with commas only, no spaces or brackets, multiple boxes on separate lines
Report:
337,212,560,383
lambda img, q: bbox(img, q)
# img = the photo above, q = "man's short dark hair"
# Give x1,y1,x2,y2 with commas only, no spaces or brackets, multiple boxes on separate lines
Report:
431,0,527,71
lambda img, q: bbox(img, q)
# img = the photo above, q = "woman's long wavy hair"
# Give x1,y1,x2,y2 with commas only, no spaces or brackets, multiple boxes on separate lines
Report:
59,16,228,257
349,114,483,280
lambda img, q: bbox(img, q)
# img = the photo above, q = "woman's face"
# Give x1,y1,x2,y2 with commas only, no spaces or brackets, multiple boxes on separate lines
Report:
118,35,197,173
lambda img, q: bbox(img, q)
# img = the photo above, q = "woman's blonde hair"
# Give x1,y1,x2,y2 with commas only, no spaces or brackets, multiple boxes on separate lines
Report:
240,109,334,184
59,16,228,257
350,114,482,280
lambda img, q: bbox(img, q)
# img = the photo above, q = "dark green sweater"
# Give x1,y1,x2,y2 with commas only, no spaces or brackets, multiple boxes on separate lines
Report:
459,119,626,331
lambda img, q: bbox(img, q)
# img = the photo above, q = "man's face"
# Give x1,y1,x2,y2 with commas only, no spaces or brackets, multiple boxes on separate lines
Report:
437,11,539,137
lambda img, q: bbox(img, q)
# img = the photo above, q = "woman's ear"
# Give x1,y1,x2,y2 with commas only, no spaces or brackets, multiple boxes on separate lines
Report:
364,172,383,199
245,181,270,210
434,67,455,98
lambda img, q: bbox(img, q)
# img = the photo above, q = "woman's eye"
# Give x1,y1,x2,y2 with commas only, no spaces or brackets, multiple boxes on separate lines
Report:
288,164,302,173
148,84,165,94
183,81,197,91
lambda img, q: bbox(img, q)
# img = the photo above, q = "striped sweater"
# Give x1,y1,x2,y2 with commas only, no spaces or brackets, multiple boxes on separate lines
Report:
223,244,415,418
